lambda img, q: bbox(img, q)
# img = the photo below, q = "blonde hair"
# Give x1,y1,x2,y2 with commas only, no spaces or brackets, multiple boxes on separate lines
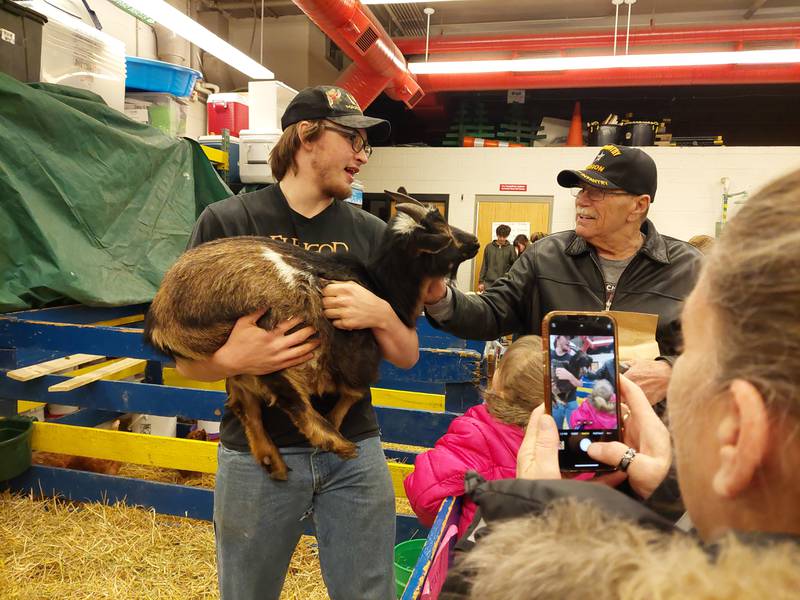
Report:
460,501,800,600
688,234,715,254
268,120,325,181
484,335,545,427
703,169,800,418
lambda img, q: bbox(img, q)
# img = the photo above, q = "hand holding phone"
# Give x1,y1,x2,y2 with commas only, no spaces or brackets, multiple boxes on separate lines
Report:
587,376,673,498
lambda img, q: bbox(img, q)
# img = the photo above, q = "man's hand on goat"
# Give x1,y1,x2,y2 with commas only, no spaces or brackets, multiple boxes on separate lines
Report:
623,359,672,405
322,282,391,331
214,312,320,377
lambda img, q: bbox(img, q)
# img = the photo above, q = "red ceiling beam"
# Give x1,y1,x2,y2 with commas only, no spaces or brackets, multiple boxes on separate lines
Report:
414,63,800,92
395,23,800,55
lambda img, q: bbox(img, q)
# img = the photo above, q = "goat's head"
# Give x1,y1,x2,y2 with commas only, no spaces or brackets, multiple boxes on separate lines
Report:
385,190,480,279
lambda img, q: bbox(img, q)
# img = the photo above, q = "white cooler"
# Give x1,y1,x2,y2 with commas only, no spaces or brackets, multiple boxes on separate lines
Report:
238,129,281,184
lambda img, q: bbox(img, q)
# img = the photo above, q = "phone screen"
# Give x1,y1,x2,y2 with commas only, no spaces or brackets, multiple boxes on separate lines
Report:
547,314,620,471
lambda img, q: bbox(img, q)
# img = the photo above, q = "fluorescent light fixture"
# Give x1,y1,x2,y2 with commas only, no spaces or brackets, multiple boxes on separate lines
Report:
121,0,273,79
409,48,800,75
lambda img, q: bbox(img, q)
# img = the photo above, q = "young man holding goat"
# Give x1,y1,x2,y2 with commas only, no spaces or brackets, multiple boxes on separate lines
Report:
176,86,422,600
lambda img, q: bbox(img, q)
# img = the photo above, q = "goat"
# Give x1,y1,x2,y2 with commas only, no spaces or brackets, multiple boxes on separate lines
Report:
144,191,480,480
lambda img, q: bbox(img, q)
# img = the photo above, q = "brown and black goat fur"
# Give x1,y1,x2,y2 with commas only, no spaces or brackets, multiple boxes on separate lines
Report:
144,191,479,480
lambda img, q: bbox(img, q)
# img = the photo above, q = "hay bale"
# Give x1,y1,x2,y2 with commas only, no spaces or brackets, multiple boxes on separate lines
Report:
0,492,331,600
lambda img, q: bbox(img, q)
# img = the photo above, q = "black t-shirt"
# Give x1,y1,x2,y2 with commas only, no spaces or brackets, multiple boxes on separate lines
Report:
187,183,387,450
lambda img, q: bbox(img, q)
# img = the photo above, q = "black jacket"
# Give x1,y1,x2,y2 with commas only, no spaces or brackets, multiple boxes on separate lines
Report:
429,220,702,360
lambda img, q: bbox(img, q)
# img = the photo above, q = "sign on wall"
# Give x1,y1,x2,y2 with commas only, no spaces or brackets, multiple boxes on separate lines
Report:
499,183,527,192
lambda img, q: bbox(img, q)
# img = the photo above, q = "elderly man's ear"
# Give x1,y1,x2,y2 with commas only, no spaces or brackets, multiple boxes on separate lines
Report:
712,379,770,499
629,194,651,222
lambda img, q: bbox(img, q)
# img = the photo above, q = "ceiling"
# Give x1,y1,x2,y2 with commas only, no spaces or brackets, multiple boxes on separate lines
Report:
206,0,800,37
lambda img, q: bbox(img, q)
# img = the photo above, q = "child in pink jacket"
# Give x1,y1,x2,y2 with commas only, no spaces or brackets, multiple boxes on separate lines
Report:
403,335,545,536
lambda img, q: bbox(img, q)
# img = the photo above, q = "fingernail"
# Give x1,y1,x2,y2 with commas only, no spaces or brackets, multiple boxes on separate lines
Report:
539,415,551,431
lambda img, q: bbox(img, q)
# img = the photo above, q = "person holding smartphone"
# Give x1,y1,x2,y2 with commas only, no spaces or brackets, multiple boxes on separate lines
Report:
425,145,702,406
444,170,800,599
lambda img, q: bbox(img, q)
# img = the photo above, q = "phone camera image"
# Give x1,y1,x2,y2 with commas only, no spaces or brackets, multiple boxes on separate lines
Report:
548,321,620,471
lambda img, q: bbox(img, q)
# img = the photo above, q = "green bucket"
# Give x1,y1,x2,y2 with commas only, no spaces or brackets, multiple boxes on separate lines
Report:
0,418,34,481
394,538,426,598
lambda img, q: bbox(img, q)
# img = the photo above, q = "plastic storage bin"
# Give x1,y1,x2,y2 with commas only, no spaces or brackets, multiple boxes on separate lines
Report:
19,0,126,111
0,0,47,82
126,56,201,97
207,93,249,137
126,92,188,137
0,418,34,481
394,538,426,598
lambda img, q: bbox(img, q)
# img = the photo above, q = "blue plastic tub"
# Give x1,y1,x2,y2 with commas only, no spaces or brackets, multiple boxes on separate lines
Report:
125,56,201,97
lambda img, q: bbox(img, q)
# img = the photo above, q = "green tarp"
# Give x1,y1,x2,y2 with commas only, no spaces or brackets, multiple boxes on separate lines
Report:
0,73,231,312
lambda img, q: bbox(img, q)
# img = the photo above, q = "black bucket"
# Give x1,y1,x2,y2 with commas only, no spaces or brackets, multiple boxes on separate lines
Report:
622,121,658,146
587,123,622,146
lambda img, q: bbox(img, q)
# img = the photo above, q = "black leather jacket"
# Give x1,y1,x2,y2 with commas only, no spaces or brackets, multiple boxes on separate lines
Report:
429,220,702,359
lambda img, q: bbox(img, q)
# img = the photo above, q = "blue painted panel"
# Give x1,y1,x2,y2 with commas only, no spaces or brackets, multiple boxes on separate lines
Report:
444,382,485,413
0,397,16,417
7,304,149,324
416,316,484,353
0,318,168,361
53,409,124,427
5,465,216,520
0,371,226,421
4,465,428,543
376,406,457,447
381,350,481,385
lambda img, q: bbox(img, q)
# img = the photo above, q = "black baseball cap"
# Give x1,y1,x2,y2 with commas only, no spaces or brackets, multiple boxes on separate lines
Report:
280,85,391,142
557,145,658,201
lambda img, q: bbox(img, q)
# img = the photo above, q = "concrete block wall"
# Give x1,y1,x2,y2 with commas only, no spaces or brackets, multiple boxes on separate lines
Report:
358,146,800,290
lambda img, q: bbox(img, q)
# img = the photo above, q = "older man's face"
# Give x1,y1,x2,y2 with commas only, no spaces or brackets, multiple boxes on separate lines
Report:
574,185,637,242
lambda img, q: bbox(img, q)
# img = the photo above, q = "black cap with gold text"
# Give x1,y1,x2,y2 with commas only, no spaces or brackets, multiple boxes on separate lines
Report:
557,145,658,201
280,85,391,142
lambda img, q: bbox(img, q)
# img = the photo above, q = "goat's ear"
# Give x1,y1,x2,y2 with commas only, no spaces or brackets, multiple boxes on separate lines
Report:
413,232,450,255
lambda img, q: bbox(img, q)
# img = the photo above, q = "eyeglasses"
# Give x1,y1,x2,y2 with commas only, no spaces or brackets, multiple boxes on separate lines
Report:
324,122,372,158
570,186,630,202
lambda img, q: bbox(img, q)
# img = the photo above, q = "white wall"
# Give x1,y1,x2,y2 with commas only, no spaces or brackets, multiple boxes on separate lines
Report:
228,16,341,91
358,146,800,290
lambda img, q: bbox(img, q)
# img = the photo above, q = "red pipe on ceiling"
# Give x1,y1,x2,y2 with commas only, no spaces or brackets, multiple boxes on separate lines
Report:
292,0,423,108
414,63,800,93
395,23,800,55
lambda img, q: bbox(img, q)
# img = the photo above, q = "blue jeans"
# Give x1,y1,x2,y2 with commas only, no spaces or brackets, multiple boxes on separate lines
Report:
214,436,396,600
552,400,578,429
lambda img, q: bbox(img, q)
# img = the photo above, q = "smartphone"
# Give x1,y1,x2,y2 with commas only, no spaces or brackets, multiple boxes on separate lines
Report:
542,311,622,472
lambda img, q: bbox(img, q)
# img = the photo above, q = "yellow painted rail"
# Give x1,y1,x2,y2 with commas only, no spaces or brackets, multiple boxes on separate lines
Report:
31,421,414,499
163,368,445,412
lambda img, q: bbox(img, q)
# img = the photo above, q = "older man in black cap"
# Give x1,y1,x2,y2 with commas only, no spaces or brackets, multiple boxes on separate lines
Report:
425,144,702,404
177,86,415,600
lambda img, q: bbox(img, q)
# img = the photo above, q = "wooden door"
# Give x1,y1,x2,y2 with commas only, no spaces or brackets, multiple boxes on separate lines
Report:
474,199,551,290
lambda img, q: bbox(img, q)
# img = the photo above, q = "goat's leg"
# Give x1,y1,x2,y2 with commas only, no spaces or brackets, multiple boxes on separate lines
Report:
227,380,289,480
264,373,358,460
326,386,365,431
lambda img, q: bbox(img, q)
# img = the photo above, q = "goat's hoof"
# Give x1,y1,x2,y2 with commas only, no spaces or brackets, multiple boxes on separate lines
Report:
269,469,289,481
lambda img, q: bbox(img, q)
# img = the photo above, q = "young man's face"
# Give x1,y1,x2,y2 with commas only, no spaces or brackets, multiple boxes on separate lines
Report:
310,122,369,201
497,235,508,245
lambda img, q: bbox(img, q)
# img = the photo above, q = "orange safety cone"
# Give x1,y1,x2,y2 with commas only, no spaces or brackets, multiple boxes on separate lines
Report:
566,100,584,147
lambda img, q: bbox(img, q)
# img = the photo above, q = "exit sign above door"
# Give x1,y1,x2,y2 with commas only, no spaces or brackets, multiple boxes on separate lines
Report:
499,184,527,192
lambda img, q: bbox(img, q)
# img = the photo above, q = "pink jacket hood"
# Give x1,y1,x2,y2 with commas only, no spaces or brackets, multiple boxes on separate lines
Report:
403,404,525,536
